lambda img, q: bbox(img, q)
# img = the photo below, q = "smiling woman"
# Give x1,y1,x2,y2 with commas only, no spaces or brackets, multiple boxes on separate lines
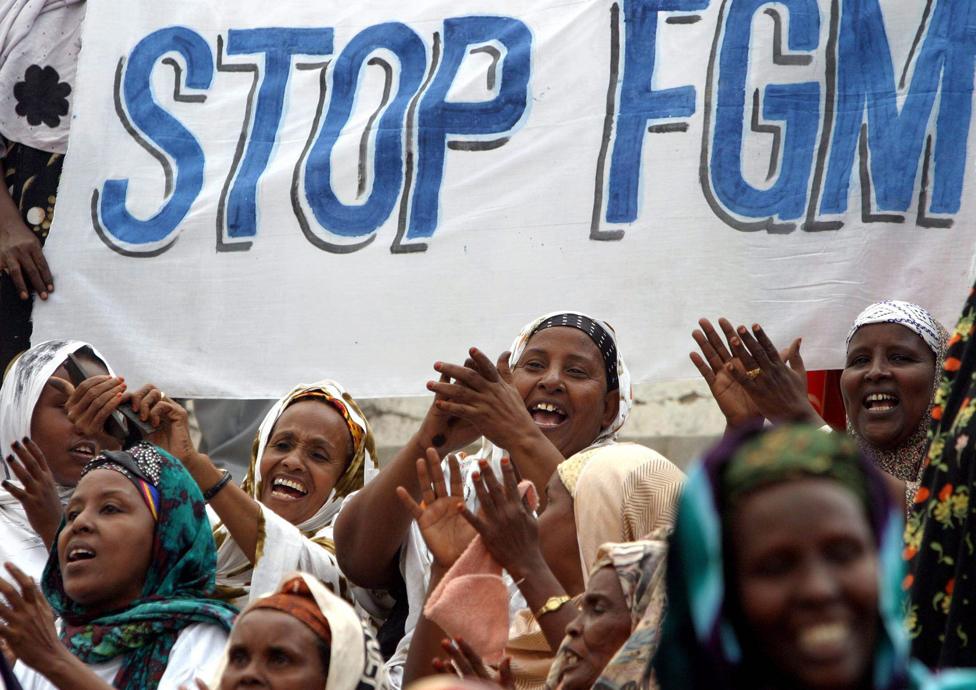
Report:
653,425,976,690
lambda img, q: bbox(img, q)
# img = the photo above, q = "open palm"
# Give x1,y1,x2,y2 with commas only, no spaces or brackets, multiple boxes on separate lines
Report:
397,450,476,569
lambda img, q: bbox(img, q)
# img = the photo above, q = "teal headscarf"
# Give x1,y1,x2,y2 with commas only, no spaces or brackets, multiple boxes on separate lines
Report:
42,443,237,689
653,424,976,690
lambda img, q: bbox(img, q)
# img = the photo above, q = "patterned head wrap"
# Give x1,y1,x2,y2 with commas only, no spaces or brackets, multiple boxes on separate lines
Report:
217,572,390,690
653,424,911,690
81,445,163,522
508,311,633,446
844,301,949,495
847,301,946,356
547,536,671,690
722,425,869,512
248,575,331,644
530,313,619,391
240,379,378,535
42,443,237,690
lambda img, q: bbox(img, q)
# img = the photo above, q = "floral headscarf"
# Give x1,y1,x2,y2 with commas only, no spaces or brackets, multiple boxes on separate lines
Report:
237,379,377,537
42,444,237,690
653,425,912,690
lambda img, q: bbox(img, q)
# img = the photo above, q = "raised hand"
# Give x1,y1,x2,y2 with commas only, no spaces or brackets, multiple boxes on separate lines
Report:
128,386,200,463
690,318,762,427
0,563,64,672
3,439,61,549
428,348,538,452
460,459,542,582
397,450,477,569
725,323,821,424
63,375,127,447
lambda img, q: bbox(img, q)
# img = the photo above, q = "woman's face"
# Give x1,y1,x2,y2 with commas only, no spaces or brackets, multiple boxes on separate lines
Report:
730,478,878,690
841,323,936,450
58,470,154,615
512,327,619,459
558,565,632,690
30,353,115,486
537,473,583,595
258,399,353,525
220,608,329,690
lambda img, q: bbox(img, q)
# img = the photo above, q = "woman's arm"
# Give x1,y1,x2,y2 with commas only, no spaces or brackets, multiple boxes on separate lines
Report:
397,451,479,683
460,459,576,650
0,564,114,690
335,374,480,590
135,391,265,561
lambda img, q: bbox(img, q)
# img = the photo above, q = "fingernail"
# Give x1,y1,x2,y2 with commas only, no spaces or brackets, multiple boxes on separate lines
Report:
472,471,480,480
40,292,47,300
11,440,19,448
21,437,28,444
501,457,510,466
738,326,747,335
1,481,9,489
19,292,27,300
47,284,53,292
731,337,740,346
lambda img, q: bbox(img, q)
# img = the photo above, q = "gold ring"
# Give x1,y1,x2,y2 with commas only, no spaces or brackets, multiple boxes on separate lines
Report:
745,368,763,380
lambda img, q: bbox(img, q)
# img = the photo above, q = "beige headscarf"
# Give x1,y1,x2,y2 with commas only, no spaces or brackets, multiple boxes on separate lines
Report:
560,443,685,580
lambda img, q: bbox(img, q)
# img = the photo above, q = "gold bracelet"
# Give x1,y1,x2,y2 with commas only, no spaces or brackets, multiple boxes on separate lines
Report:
534,595,572,620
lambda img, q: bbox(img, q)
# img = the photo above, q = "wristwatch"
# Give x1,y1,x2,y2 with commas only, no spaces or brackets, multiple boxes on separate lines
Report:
534,595,572,620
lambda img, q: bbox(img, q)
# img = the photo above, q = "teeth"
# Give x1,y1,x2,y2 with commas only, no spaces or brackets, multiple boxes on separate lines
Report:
797,622,849,651
272,478,307,495
532,402,565,415
68,548,94,562
866,394,896,402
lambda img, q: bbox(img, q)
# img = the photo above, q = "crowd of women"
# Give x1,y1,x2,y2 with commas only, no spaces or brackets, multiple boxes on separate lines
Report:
0,293,974,690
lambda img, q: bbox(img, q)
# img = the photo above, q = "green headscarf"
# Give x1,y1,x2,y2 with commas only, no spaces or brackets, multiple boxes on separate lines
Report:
42,443,237,690
722,425,869,512
654,424,976,690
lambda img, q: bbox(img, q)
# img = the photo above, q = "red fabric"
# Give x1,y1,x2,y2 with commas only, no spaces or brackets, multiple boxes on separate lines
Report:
806,370,846,431
249,577,331,643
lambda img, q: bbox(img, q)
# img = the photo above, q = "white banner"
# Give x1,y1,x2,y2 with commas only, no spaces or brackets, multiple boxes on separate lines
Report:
34,0,976,398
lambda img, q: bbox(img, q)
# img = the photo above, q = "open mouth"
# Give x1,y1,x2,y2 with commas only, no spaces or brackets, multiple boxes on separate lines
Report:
529,402,568,429
270,477,308,500
862,393,899,412
795,621,852,659
66,546,96,564
69,441,97,461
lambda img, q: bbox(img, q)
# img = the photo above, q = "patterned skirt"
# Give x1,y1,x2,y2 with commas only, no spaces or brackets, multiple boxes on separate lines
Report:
0,142,64,381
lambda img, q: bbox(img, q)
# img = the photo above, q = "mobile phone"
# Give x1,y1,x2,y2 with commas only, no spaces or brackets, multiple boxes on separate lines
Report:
63,353,157,440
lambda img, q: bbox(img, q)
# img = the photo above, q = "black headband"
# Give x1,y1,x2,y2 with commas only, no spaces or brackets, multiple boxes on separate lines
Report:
81,445,163,487
531,313,619,391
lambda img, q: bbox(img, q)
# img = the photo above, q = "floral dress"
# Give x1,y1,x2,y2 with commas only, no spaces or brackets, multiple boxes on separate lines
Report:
905,285,976,669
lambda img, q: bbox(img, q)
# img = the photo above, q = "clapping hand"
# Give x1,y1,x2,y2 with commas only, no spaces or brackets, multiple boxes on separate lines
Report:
397,450,477,569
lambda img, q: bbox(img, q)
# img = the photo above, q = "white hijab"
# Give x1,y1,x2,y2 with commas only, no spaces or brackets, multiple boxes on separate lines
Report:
0,339,112,575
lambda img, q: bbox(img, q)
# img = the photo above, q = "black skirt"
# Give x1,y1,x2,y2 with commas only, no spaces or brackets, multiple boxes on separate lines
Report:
0,142,65,381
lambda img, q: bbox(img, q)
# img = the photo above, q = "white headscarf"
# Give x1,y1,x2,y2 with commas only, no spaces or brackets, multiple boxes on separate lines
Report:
0,338,113,481
0,339,112,581
846,300,946,356
214,571,391,690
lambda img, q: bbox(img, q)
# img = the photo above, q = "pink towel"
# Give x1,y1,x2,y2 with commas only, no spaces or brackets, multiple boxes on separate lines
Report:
424,480,538,664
